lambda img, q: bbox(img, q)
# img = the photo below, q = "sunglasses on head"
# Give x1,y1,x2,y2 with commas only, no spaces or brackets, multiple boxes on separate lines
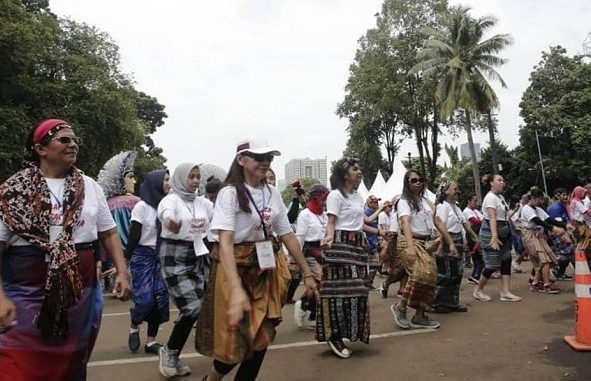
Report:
409,177,423,184
51,136,82,145
241,152,274,163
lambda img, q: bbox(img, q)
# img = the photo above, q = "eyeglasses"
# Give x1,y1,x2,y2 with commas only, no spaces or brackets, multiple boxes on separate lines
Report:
51,136,82,145
409,177,423,184
241,152,274,163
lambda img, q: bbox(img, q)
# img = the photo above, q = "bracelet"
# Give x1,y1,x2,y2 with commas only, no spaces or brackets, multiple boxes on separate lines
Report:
304,273,314,279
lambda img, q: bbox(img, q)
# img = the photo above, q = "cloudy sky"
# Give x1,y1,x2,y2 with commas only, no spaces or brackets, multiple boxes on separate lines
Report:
50,0,591,183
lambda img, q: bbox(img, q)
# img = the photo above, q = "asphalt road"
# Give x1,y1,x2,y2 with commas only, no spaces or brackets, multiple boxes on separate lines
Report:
88,267,590,381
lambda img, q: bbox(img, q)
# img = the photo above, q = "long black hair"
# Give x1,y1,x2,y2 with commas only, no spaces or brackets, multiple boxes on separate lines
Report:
330,157,360,197
402,169,425,212
222,157,265,213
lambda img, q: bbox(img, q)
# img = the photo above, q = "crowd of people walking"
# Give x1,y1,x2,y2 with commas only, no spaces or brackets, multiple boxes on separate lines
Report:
0,118,589,380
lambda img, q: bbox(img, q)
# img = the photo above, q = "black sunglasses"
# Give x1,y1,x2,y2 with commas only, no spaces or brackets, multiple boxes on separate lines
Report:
52,136,82,145
241,152,274,163
409,177,423,184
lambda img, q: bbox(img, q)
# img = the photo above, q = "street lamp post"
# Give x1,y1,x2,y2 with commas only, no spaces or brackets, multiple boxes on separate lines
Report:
534,128,548,195
407,152,411,169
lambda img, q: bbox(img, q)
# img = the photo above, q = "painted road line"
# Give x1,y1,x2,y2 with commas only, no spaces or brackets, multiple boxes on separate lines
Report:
102,309,179,317
88,329,434,367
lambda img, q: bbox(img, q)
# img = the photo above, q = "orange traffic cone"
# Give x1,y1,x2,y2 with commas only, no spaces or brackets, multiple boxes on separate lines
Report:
564,250,591,351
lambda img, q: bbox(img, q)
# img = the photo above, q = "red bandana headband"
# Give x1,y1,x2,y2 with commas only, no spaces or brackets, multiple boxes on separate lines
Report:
33,119,71,144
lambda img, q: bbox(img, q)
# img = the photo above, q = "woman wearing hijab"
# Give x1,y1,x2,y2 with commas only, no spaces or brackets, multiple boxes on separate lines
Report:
293,184,330,329
125,170,171,354
569,186,591,266
157,163,213,378
0,119,130,381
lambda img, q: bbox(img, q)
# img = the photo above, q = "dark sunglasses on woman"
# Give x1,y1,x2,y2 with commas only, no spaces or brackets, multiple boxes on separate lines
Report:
409,177,423,184
52,136,83,145
241,152,274,163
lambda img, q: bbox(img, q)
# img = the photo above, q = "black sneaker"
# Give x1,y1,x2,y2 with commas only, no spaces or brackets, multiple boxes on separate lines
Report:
327,337,351,359
128,330,140,353
379,283,388,298
144,342,163,355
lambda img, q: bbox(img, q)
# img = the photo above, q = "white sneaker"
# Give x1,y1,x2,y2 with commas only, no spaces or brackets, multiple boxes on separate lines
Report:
306,318,316,330
473,287,492,302
500,292,522,302
293,300,304,327
512,261,524,273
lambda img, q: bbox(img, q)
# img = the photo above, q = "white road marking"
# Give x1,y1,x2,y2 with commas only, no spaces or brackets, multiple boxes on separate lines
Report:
88,329,434,367
102,309,179,317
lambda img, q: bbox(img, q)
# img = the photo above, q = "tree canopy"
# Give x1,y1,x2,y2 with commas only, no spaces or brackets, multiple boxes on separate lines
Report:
0,0,167,182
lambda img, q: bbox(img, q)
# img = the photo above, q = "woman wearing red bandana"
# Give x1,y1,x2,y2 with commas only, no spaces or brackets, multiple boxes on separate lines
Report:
0,119,131,381
293,185,329,329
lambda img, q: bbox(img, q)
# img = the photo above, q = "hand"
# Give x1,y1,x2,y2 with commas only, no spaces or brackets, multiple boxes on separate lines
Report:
449,244,461,259
0,296,17,333
378,228,388,238
553,226,565,236
490,236,502,251
102,267,117,279
112,272,131,301
405,245,417,261
227,286,251,331
304,276,319,301
167,219,182,234
322,236,333,250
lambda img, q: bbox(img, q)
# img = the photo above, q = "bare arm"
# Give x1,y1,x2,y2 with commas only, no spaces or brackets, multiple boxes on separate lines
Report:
98,228,131,300
218,230,251,330
434,215,459,257
400,215,417,260
280,232,318,299
487,208,502,250
323,214,337,249
0,241,17,330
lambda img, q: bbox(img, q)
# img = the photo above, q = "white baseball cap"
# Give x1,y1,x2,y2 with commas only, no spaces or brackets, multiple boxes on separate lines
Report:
236,138,281,156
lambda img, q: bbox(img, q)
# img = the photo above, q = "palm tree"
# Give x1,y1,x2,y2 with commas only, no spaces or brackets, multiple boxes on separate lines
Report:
410,6,511,201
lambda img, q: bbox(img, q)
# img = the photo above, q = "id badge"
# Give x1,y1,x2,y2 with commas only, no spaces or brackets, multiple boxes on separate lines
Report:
255,241,276,270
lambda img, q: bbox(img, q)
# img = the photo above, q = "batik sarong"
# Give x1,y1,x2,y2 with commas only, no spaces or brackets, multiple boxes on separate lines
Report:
129,245,169,325
434,232,464,308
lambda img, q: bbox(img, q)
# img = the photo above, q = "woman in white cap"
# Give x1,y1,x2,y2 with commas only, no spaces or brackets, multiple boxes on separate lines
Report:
196,139,318,381
157,163,213,378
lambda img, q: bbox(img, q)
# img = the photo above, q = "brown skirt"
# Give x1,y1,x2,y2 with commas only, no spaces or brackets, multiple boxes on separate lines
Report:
522,229,556,269
194,241,291,364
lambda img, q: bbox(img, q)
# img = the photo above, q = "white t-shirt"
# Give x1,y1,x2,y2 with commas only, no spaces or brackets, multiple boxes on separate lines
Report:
388,211,400,234
0,176,115,246
295,208,327,245
571,201,591,227
378,212,392,230
584,197,591,211
397,197,435,236
521,204,549,230
481,192,508,221
201,196,218,243
325,190,364,231
463,207,484,222
210,184,292,244
436,202,466,234
130,201,158,249
158,193,213,255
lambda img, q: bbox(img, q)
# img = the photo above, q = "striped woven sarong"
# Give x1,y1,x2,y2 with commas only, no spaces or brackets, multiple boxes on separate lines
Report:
316,230,370,344
480,220,512,270
434,232,464,308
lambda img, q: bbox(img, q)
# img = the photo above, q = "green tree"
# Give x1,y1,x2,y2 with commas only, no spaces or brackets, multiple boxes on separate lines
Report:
0,0,167,181
411,6,511,201
519,46,591,192
337,0,449,189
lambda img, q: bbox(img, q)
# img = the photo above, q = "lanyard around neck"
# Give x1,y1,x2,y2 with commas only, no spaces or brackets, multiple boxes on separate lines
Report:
244,185,270,240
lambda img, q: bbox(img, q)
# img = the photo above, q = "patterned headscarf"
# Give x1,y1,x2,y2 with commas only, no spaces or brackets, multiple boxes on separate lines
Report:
0,163,84,342
97,150,138,199
570,186,588,215
436,179,452,204
170,163,199,201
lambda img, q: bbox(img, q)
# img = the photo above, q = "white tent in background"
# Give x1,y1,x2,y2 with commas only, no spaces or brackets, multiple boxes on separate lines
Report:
377,156,436,203
368,170,386,198
357,180,369,200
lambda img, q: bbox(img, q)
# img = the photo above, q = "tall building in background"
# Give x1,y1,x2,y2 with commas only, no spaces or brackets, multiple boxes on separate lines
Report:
460,143,481,161
285,157,327,186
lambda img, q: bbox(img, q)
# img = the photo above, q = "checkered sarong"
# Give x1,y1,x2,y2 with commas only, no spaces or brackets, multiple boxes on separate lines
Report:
160,240,210,320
